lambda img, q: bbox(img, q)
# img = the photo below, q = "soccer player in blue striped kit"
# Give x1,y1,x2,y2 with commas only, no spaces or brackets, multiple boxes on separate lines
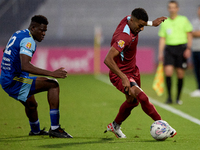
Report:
0,15,72,138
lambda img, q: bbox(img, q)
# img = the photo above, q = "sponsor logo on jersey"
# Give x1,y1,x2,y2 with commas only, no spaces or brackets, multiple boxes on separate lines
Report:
21,49,32,56
118,40,125,48
26,42,32,49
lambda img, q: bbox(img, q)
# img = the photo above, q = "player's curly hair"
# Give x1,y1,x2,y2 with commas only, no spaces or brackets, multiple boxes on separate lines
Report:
131,8,148,22
31,15,48,25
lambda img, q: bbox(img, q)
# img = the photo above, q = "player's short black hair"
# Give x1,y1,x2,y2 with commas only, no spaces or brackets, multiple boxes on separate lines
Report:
168,0,179,7
131,8,148,22
31,15,48,25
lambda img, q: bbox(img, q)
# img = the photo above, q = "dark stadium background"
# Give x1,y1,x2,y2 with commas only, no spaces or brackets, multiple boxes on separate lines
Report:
0,0,199,73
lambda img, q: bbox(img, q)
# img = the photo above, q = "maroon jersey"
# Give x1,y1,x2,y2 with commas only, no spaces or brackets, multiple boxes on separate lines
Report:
109,15,140,80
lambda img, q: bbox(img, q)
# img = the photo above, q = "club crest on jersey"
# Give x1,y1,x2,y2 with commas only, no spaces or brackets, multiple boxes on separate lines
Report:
118,40,125,48
26,42,32,49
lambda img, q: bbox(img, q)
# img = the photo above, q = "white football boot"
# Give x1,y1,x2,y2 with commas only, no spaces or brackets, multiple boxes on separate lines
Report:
104,123,126,138
162,120,177,138
168,125,177,138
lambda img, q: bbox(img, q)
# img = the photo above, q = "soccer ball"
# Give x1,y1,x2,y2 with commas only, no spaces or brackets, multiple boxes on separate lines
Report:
150,120,170,141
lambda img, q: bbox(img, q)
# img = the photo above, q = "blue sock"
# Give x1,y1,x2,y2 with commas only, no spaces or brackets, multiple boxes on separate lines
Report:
50,109,60,130
29,119,40,133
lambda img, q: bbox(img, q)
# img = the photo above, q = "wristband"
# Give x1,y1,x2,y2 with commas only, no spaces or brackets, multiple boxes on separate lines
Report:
147,21,153,26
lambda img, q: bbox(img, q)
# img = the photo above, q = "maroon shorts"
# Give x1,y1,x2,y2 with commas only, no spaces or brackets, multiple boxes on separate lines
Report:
109,73,141,94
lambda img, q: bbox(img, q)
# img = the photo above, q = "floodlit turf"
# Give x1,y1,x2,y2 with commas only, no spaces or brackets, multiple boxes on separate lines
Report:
0,71,200,150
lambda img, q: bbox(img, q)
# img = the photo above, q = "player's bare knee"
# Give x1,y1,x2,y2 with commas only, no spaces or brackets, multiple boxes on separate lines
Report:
127,96,134,103
48,78,59,88
26,101,38,111
126,95,138,104
129,98,139,104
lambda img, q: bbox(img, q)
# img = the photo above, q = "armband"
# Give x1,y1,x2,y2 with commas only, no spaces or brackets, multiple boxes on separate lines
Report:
147,21,153,26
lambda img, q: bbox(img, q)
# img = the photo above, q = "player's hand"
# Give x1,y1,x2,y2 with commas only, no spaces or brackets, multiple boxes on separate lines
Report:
122,76,131,95
51,67,67,78
183,48,191,59
152,17,167,27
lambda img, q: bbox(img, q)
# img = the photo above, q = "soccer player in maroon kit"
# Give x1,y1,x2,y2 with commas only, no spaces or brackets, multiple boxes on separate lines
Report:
104,8,177,138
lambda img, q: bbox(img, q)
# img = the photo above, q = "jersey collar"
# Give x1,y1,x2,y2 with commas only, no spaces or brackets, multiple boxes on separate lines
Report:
26,29,33,39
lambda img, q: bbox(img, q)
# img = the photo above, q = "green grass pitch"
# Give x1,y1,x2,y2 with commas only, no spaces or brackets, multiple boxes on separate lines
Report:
0,71,200,150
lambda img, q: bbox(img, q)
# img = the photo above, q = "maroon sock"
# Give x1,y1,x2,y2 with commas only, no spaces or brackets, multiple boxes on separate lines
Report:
137,92,161,121
114,100,139,125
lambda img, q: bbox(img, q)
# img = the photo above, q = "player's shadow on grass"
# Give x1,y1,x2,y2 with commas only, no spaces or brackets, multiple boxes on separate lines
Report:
38,138,118,149
0,135,49,142
38,137,163,149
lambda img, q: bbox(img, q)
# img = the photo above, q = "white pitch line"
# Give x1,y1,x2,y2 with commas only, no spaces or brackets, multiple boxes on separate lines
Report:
149,98,200,125
95,74,200,126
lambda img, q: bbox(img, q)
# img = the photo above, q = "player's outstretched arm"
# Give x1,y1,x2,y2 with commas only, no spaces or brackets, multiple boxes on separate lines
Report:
20,54,67,78
152,16,167,27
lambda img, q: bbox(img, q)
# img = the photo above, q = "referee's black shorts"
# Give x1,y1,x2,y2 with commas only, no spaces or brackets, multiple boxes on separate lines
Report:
164,44,187,69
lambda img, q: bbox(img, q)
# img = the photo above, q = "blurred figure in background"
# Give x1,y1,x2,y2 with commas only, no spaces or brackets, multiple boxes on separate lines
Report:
158,0,193,104
190,5,200,97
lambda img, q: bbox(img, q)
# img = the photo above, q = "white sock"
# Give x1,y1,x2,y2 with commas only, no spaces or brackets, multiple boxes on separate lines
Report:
51,125,59,130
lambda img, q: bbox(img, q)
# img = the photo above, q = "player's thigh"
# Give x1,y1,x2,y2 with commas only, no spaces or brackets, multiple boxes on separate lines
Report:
125,85,143,103
2,76,37,102
34,77,59,92
113,75,140,94
129,84,143,98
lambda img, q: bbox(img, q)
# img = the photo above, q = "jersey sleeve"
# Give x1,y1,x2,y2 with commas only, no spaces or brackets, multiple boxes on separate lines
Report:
112,33,132,53
19,37,36,57
158,23,166,37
